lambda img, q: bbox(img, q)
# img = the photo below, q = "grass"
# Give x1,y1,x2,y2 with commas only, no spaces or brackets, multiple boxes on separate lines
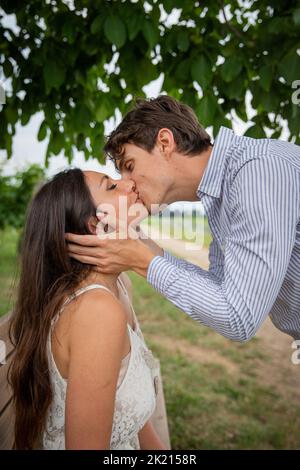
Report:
0,227,19,316
1,227,300,449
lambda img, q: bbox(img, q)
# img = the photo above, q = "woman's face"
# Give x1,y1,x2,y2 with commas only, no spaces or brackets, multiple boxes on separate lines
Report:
83,171,147,234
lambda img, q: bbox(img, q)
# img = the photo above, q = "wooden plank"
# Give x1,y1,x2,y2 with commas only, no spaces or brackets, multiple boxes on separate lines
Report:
0,311,14,365
0,396,14,450
0,311,15,449
0,356,13,415
0,310,14,415
0,311,12,329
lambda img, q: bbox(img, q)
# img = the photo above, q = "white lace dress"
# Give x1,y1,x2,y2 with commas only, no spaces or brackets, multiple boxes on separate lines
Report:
42,283,160,450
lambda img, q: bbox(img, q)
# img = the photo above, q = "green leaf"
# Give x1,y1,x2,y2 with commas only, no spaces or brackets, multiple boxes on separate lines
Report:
143,21,159,49
91,14,103,34
5,106,18,125
293,8,300,26
136,58,157,88
95,101,110,122
3,59,13,77
73,104,92,132
5,133,12,159
224,75,245,100
37,120,47,141
212,112,232,136
20,111,30,126
196,94,217,126
104,16,127,49
49,130,64,155
235,102,248,122
174,59,190,81
259,92,276,113
278,50,300,85
177,31,189,52
163,0,174,13
91,133,104,159
76,133,85,151
245,123,265,138
259,65,273,92
127,15,142,41
220,57,243,82
43,60,66,91
62,21,76,43
191,55,212,89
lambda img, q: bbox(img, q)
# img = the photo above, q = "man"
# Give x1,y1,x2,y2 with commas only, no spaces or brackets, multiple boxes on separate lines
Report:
66,95,300,343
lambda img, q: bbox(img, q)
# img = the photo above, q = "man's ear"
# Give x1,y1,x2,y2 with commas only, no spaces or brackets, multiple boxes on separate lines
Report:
156,128,176,159
87,216,98,235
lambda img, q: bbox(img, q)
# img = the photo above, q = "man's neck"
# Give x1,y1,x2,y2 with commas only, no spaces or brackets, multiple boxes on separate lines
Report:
167,145,212,203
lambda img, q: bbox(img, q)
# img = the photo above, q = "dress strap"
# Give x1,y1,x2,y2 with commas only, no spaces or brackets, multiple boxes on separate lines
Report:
58,284,114,316
117,276,141,337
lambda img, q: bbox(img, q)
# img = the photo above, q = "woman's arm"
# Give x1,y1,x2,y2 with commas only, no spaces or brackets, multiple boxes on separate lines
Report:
138,419,169,450
65,290,127,449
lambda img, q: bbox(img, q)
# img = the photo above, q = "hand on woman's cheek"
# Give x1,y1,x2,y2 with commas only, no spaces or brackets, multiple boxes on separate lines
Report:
87,216,98,235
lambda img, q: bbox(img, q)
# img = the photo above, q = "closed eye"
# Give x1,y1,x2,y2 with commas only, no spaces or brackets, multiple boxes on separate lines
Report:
107,183,117,191
125,162,133,172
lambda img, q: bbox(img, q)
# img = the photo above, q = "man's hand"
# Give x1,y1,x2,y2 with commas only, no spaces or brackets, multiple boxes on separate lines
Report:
65,233,157,278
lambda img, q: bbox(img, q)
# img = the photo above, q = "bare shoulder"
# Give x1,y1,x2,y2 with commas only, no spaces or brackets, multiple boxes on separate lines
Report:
69,289,127,346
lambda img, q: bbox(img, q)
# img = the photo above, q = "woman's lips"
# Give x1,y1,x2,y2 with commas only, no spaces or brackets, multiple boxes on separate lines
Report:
135,193,144,204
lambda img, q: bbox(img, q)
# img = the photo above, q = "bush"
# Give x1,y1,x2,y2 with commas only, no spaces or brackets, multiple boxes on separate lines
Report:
0,164,45,230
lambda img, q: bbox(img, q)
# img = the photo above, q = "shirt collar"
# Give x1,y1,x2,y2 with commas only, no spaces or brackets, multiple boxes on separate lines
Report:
197,126,235,199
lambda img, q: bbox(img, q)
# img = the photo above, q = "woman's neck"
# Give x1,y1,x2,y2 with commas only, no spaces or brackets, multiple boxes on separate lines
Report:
80,270,121,299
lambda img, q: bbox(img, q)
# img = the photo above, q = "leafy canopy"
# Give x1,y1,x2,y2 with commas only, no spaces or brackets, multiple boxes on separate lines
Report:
0,0,299,165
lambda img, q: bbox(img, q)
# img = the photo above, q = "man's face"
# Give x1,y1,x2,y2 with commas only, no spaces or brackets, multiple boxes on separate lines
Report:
118,143,173,214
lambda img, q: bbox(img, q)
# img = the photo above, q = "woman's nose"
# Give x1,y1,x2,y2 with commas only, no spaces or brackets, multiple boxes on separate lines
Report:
122,179,136,193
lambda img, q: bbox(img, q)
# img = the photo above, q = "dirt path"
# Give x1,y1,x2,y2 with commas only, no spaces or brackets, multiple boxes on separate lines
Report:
149,228,300,398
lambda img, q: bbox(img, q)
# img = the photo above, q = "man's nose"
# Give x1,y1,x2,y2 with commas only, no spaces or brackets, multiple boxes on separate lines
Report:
122,179,136,193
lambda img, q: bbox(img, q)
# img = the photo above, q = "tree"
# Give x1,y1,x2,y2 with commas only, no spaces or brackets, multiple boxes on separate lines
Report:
0,0,299,165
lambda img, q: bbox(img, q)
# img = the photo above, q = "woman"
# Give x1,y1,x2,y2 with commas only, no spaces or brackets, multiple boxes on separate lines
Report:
9,168,169,450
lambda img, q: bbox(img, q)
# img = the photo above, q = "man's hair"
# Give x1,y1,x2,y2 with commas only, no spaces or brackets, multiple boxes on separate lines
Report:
104,95,211,170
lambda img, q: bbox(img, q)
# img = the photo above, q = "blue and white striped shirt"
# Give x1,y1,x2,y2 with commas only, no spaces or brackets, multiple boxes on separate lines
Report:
147,126,300,342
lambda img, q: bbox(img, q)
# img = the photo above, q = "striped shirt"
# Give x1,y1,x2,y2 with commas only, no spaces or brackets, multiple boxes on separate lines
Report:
147,126,300,342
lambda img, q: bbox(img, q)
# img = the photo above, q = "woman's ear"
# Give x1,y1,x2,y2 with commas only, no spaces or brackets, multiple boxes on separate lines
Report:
87,216,98,235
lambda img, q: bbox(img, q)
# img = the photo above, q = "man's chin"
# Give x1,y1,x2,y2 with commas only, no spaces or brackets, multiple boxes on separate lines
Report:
148,202,168,216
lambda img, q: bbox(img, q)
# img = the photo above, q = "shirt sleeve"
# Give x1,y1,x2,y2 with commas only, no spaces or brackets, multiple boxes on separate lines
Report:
162,249,208,275
147,157,299,342
163,241,224,281
207,238,224,282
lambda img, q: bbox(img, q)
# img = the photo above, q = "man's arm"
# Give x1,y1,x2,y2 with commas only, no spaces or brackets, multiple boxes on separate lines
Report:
147,157,299,342
139,225,222,279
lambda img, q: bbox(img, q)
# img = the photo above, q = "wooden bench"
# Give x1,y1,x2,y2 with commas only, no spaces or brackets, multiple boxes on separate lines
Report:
0,312,15,450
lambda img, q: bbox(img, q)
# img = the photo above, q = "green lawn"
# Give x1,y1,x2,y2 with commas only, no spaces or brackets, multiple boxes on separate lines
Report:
1,227,300,449
0,227,19,316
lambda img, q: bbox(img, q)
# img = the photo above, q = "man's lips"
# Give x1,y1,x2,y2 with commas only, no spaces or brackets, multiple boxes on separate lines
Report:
135,192,144,204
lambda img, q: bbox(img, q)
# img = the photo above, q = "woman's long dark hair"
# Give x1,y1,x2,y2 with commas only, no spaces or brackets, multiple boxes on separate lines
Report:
9,168,97,449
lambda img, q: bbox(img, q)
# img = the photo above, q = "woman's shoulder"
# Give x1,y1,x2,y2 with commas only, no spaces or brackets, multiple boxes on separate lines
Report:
69,288,128,343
